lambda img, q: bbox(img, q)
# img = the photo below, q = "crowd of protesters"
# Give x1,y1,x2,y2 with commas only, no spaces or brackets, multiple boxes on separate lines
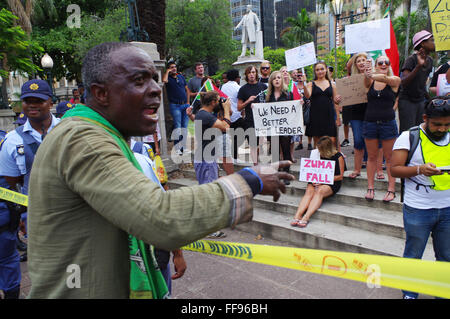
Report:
0,29,448,299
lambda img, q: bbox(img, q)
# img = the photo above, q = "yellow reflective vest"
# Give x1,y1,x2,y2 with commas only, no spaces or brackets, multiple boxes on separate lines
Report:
420,130,450,191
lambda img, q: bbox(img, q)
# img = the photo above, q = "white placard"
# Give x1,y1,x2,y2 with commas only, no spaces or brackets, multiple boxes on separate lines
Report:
252,100,304,136
285,42,317,71
345,18,390,55
299,158,335,185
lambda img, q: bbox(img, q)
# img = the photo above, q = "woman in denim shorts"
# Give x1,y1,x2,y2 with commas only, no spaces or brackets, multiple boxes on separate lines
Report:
362,56,401,202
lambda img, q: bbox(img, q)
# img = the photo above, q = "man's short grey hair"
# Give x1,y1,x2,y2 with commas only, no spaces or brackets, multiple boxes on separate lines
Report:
82,42,133,101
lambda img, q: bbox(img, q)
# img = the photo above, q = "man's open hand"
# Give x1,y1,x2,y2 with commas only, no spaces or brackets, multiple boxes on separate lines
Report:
252,161,295,202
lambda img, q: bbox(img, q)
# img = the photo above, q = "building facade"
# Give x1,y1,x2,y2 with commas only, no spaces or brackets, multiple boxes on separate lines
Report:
260,0,316,49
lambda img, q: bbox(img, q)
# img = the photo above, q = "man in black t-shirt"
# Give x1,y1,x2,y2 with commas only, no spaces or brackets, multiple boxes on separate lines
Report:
194,91,232,239
259,62,271,87
237,66,266,165
398,30,435,133
194,91,231,174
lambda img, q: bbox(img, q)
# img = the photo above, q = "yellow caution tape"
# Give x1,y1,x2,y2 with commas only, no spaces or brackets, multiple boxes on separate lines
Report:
183,240,450,299
0,187,28,206
2,187,449,298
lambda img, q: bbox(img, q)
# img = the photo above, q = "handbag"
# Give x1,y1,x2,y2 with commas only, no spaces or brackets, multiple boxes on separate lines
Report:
302,98,311,126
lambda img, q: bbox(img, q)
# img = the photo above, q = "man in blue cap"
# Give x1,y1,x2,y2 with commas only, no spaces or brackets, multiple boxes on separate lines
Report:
0,79,60,299
13,113,27,126
55,101,74,118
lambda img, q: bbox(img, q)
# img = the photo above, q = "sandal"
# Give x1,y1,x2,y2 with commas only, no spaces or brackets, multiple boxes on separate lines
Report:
297,220,309,228
290,219,301,227
365,189,375,201
376,172,385,180
349,171,361,179
383,191,396,202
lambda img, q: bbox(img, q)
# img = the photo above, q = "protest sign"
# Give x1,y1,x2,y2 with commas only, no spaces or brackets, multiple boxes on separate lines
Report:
285,42,317,71
299,158,335,185
429,0,450,51
437,74,450,96
345,19,390,55
335,74,368,107
252,100,303,136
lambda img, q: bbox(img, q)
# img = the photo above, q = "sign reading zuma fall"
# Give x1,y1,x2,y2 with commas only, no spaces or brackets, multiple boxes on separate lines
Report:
429,0,450,51
299,158,335,185
252,100,304,136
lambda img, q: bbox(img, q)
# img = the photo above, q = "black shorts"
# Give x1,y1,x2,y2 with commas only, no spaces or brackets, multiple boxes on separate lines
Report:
342,107,352,125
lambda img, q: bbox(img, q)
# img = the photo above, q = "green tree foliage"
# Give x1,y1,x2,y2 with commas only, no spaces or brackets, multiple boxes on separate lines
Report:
165,0,235,75
318,46,350,79
280,8,314,49
393,10,429,67
30,0,124,81
0,8,43,78
263,47,287,72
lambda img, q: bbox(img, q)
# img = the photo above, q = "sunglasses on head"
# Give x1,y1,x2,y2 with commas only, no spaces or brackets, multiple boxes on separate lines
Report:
377,60,390,66
430,99,450,107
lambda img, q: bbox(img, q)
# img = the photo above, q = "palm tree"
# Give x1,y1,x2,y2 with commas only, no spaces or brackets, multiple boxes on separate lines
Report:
136,0,165,59
7,0,33,34
280,8,314,48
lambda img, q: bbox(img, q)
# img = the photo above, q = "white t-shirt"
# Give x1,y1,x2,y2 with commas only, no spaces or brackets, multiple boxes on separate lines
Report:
436,73,450,96
393,125,450,209
220,81,242,123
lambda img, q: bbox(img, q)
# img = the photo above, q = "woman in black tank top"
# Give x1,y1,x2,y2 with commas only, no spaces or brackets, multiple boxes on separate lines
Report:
303,62,340,147
362,56,401,202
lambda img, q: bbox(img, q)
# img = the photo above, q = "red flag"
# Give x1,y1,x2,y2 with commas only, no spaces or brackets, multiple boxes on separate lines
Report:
292,83,302,100
385,19,399,76
212,83,228,98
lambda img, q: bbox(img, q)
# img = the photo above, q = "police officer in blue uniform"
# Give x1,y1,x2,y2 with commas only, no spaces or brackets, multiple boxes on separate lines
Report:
0,79,60,298
55,101,74,118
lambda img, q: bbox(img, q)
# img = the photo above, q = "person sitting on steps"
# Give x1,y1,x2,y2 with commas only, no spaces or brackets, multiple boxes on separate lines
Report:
291,136,345,228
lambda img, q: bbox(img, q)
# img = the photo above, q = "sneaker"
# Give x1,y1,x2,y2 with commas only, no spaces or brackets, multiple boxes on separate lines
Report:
20,252,27,262
295,144,303,150
307,144,313,151
340,139,350,147
16,240,27,252
207,231,226,239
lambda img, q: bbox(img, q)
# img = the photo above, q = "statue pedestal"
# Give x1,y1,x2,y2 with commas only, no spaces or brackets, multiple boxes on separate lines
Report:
130,42,168,157
232,56,268,85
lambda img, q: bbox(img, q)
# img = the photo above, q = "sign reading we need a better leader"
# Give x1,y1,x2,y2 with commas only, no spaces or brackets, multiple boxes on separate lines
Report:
299,158,335,185
252,100,304,136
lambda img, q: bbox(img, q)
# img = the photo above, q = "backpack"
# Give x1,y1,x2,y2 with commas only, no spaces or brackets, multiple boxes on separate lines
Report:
400,126,421,202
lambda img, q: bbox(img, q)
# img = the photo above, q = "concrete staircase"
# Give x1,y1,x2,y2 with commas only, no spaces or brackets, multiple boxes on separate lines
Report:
168,161,435,260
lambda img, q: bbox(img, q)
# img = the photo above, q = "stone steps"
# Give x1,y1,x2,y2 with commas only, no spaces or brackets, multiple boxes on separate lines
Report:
181,169,403,211
236,208,434,260
168,165,434,260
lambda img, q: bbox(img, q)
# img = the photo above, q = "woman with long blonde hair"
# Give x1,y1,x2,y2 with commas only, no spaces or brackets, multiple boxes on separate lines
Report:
348,53,385,180
265,71,293,183
291,136,345,227
363,56,401,202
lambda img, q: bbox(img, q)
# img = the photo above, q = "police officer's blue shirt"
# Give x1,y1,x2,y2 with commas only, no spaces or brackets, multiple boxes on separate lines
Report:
0,115,60,179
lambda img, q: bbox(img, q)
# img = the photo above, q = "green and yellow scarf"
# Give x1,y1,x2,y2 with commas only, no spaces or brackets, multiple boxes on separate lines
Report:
63,105,169,299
